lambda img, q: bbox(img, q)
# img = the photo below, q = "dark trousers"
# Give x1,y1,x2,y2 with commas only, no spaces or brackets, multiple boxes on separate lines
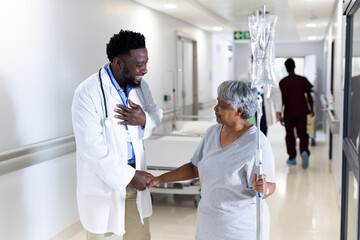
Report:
284,115,309,159
260,110,267,136
255,98,268,136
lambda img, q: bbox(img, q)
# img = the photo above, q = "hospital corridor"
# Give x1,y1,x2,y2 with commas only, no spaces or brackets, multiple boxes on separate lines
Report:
1,0,360,239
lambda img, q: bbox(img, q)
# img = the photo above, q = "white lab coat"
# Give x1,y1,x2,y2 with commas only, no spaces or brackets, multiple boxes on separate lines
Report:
71,65,163,235
263,86,282,126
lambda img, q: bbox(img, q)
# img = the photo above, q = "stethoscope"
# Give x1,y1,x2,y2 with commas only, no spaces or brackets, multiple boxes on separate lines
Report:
98,68,112,128
99,68,132,143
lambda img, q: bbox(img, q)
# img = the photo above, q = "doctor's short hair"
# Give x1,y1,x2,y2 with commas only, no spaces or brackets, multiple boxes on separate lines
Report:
106,30,146,62
217,80,257,119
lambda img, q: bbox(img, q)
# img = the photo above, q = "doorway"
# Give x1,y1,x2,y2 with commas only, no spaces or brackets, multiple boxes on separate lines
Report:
176,34,198,117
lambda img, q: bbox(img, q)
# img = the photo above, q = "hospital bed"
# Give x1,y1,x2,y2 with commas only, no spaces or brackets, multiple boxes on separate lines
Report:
144,118,216,207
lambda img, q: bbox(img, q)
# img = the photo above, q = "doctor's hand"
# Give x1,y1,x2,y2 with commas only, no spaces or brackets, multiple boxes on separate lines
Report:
114,99,146,127
130,170,154,191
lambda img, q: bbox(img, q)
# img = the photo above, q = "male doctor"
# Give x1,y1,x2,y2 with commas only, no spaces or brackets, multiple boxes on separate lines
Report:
72,30,163,239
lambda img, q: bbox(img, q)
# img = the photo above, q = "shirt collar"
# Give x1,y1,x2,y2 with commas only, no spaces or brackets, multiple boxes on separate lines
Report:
105,62,132,94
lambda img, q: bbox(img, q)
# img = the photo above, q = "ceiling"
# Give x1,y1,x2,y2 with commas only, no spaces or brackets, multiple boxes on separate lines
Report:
133,0,337,43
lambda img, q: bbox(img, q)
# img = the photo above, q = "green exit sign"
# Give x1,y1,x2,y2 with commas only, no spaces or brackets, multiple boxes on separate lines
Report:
234,31,250,40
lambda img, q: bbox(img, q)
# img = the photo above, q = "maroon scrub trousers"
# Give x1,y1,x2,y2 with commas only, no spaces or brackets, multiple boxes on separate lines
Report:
279,73,313,159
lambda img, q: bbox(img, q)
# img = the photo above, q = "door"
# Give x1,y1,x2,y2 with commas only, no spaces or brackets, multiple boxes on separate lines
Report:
177,35,198,117
341,1,360,239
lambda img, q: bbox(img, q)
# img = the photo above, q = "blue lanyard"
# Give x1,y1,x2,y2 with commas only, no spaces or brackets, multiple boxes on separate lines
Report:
104,64,135,165
105,64,132,130
105,65,129,105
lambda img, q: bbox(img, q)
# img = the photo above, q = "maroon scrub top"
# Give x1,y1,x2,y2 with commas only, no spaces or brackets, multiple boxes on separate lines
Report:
279,73,313,118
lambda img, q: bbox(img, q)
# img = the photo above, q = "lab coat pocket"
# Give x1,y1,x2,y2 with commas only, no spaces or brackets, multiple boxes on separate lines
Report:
80,165,112,197
127,125,140,141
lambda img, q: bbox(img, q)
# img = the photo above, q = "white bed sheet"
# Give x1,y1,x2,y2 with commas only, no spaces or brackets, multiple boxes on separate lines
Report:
144,120,216,203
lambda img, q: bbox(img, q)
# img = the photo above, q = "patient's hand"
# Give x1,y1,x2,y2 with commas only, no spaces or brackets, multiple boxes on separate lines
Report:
147,176,161,189
251,173,267,195
146,173,154,187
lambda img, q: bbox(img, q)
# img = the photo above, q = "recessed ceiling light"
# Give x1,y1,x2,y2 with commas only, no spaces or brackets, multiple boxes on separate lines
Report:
164,4,177,9
308,36,317,40
213,26,223,31
306,23,317,28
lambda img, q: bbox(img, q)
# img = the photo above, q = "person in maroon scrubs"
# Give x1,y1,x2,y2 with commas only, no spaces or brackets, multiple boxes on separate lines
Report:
276,58,314,169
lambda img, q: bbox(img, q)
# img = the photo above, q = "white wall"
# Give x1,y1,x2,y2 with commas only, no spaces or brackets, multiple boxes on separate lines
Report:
0,0,231,239
233,42,252,81
0,153,77,240
211,35,235,98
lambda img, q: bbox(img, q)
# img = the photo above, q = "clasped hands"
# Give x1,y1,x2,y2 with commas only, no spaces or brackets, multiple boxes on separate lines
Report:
130,170,160,191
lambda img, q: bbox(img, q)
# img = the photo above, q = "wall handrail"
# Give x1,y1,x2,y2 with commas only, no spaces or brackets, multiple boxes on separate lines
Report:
326,109,340,134
0,135,76,176
320,94,328,110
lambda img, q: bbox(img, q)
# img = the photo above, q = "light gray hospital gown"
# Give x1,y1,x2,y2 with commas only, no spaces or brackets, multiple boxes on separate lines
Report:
191,124,276,240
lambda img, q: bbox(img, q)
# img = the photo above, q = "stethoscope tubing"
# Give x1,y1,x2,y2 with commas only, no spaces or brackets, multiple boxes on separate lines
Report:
99,68,108,118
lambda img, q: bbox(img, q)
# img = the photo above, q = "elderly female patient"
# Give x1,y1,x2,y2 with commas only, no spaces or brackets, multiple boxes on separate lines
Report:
148,80,276,240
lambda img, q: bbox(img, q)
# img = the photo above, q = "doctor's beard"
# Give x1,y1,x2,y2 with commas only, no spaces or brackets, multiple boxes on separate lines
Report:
122,63,141,88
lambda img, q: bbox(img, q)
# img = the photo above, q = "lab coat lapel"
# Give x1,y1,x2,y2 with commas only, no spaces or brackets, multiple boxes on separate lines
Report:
109,85,122,103
99,65,122,104
127,88,141,141
129,88,142,106
106,78,122,104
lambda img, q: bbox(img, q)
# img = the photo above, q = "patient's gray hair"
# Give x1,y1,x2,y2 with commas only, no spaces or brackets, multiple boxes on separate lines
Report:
217,80,257,119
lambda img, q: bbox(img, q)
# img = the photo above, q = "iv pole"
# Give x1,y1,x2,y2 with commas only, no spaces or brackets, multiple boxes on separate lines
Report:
248,5,278,240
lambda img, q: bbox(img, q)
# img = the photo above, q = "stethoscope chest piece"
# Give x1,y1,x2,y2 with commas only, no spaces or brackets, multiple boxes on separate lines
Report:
105,118,112,128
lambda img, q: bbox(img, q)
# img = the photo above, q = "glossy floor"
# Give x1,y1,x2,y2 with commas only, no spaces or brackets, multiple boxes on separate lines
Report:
61,122,340,240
